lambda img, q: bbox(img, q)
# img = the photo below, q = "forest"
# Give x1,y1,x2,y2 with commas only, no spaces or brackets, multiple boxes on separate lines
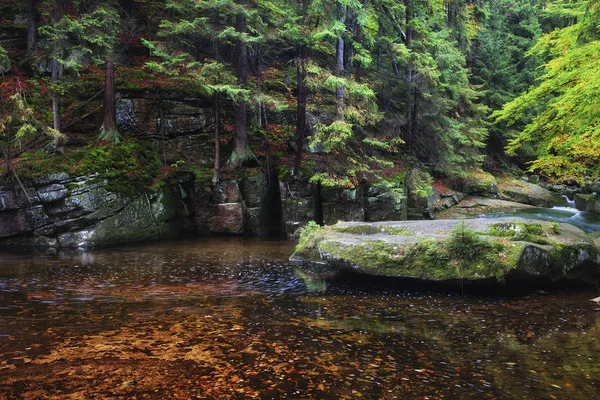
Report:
0,0,599,196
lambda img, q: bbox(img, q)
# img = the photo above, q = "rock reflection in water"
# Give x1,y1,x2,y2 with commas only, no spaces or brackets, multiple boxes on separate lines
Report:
0,237,598,399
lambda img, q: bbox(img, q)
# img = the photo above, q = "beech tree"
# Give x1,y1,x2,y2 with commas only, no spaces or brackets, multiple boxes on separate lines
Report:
495,0,600,182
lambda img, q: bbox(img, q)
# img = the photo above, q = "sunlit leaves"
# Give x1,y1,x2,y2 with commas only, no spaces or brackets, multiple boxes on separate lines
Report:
1,93,66,147
495,0,600,181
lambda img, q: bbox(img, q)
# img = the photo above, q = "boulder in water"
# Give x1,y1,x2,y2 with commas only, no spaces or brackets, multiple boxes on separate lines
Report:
292,218,600,286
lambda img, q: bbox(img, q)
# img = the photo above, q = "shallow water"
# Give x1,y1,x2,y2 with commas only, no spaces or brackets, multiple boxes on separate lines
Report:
485,196,600,233
1,237,599,399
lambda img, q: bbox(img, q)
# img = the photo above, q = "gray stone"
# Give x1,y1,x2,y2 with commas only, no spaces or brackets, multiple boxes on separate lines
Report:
0,187,39,211
57,185,181,248
194,184,212,234
366,192,403,221
212,180,242,203
0,173,191,248
34,173,70,185
498,178,560,207
574,193,600,214
244,207,264,236
239,173,266,208
323,201,364,225
209,203,244,234
0,206,51,238
37,184,68,203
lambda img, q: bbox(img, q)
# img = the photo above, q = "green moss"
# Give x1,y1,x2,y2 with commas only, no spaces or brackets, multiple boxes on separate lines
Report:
576,193,597,202
278,167,291,181
484,222,559,245
317,228,515,282
291,221,329,260
332,224,412,235
589,231,600,241
16,139,161,197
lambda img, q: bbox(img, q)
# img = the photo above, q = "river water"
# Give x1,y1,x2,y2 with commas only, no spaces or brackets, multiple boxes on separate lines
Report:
0,237,599,399
486,196,600,233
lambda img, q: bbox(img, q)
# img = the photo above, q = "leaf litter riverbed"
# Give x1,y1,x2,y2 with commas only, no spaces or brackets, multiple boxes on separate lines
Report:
0,237,599,399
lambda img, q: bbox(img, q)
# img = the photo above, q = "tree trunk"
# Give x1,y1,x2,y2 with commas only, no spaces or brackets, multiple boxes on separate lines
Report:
51,58,61,133
50,0,66,145
226,0,256,168
404,1,416,152
103,59,116,131
255,44,262,128
120,0,136,18
354,16,362,82
212,92,220,184
335,2,345,121
99,59,120,140
293,43,308,176
27,0,38,54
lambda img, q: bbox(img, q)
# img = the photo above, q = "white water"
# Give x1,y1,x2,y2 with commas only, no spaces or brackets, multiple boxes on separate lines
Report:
488,195,600,233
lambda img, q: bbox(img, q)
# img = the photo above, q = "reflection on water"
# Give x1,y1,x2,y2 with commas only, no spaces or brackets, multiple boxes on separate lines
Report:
0,237,599,399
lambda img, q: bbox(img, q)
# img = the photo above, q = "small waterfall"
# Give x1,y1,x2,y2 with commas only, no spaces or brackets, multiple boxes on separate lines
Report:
486,194,600,233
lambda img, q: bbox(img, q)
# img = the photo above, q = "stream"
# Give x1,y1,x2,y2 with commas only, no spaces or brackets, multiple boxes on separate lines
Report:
1,237,599,399
486,196,600,233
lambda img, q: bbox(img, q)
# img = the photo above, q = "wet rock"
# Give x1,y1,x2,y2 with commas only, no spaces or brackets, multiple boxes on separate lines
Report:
37,184,68,203
574,193,600,215
0,174,190,248
292,218,600,285
498,178,560,207
209,203,244,234
212,180,242,203
0,186,39,211
244,207,264,235
0,205,51,238
239,174,266,208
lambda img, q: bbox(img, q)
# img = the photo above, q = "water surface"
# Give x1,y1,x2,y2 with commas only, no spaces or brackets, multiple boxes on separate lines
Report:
1,237,599,399
485,196,600,233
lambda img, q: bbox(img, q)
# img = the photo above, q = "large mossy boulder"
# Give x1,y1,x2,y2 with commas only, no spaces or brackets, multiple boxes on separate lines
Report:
292,219,600,285
574,193,600,215
498,178,560,207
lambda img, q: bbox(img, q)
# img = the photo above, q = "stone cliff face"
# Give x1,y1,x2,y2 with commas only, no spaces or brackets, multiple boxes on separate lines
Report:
0,173,193,248
0,169,409,248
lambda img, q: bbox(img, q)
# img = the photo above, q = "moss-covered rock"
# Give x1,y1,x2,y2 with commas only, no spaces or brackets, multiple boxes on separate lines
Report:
574,193,600,214
462,171,499,196
498,178,561,207
291,218,600,285
0,174,192,249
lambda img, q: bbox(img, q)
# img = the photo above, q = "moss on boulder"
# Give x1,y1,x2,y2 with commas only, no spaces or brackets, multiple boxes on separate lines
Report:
498,178,561,207
292,218,600,285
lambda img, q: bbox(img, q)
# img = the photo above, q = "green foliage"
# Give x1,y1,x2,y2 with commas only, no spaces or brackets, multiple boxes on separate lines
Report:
16,139,161,197
485,221,561,245
0,45,9,73
0,93,65,147
494,0,600,182
406,168,433,199
292,221,328,259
